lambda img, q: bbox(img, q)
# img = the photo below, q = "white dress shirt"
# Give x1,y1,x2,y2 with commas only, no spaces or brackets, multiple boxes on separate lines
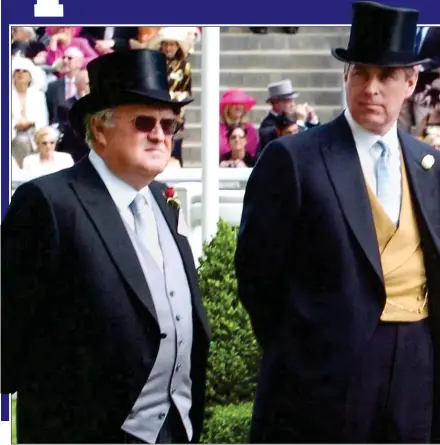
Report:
344,108,402,223
88,149,154,231
104,26,115,40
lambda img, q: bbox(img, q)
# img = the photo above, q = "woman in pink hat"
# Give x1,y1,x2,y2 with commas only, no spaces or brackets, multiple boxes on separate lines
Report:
219,88,259,159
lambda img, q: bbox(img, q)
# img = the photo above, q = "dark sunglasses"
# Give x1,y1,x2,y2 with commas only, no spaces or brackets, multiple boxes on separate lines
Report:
131,116,179,135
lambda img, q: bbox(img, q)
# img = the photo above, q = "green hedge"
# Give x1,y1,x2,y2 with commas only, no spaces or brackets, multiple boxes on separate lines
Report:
198,220,260,443
202,402,253,444
198,219,261,408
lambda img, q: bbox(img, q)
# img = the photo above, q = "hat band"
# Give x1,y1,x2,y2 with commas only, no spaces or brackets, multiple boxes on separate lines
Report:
344,49,420,66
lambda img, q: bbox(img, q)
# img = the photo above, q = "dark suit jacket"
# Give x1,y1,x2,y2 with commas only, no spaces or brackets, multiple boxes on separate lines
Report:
56,96,90,162
79,27,139,52
46,78,66,124
255,112,319,160
235,114,440,442
1,158,211,443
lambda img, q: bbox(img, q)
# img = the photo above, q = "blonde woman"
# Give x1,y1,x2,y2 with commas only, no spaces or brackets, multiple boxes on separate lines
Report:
219,88,259,159
22,126,74,178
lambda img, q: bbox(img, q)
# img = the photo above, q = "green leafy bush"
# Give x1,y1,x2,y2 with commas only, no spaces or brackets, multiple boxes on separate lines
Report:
202,402,253,444
197,219,261,408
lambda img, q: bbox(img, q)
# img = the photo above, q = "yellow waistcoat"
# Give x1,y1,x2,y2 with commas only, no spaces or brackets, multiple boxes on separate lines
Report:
365,153,428,322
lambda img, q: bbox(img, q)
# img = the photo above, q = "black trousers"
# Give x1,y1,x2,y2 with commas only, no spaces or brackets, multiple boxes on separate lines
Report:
124,404,189,444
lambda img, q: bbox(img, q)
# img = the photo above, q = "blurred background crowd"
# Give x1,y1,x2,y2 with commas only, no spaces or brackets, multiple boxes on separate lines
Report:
10,25,440,182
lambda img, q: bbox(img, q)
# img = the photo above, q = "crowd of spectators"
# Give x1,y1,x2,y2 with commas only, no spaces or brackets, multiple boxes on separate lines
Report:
10,26,440,182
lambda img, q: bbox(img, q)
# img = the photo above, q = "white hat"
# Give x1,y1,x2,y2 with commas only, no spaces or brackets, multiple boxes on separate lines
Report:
12,57,38,86
148,27,191,58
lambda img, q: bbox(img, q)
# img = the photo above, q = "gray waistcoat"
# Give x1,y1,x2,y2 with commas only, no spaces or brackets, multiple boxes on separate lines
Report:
121,195,194,443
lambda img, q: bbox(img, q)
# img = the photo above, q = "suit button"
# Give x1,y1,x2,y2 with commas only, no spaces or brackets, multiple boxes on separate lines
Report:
160,333,167,339
171,387,176,394
158,412,166,420
176,363,181,371
176,315,181,321
170,291,175,297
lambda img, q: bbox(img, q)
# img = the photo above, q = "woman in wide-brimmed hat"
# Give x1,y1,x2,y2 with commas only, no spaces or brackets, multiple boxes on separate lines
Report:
11,57,49,167
219,88,259,159
146,27,193,166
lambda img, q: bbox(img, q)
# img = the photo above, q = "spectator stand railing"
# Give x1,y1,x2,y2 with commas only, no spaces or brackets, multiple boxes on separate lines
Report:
11,168,252,260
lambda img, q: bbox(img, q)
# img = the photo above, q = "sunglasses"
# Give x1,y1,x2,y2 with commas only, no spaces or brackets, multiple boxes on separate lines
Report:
131,116,179,135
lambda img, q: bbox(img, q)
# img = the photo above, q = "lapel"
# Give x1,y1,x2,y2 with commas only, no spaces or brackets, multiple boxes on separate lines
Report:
321,114,384,283
398,130,440,255
69,158,159,325
149,182,211,338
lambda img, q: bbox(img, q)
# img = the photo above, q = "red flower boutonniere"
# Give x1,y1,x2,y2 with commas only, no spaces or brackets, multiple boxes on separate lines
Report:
164,187,180,210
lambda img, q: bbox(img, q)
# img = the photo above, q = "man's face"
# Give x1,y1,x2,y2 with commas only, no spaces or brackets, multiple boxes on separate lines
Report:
93,104,177,189
75,71,90,97
272,98,295,114
345,64,418,135
160,41,179,59
12,27,30,42
61,48,83,75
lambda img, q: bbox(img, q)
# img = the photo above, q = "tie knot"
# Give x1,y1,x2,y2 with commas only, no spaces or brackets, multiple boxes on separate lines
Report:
371,140,389,159
129,193,147,216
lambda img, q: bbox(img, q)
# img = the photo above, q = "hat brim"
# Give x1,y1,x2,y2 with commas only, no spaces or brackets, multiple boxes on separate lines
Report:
70,89,193,137
331,47,432,68
148,32,190,58
266,92,299,103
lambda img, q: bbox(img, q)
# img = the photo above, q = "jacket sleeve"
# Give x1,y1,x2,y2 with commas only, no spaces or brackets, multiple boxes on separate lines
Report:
235,139,301,347
1,182,59,394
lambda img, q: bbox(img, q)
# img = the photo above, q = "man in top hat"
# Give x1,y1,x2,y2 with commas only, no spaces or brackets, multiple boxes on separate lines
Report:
255,79,320,159
1,49,211,444
235,2,440,443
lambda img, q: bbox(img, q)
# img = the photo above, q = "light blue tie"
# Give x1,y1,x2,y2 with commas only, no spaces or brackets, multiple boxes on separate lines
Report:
371,140,399,224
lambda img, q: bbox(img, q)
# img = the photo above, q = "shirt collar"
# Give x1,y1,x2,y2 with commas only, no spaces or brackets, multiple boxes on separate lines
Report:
88,149,151,212
344,107,399,155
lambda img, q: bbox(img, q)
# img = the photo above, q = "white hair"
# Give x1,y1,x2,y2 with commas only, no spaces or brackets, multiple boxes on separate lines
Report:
84,109,114,149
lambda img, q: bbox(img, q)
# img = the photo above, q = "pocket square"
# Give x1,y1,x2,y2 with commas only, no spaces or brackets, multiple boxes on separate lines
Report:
177,209,190,237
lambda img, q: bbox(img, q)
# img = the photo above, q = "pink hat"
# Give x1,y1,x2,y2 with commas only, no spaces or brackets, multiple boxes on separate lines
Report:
220,89,257,115
46,26,82,37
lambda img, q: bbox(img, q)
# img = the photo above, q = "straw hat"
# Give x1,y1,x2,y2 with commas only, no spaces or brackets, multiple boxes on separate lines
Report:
148,27,191,58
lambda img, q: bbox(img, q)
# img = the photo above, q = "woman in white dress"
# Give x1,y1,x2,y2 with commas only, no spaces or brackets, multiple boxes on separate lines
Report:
22,126,74,178
11,57,49,167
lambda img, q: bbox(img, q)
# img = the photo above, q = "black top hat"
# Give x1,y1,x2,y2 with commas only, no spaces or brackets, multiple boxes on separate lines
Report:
331,1,431,67
69,49,193,137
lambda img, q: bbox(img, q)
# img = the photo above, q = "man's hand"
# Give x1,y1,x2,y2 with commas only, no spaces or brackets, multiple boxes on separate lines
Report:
15,119,35,131
95,40,115,54
295,104,307,121
305,103,319,122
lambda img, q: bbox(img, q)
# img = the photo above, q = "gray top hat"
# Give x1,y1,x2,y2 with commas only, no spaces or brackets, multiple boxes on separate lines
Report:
266,80,299,102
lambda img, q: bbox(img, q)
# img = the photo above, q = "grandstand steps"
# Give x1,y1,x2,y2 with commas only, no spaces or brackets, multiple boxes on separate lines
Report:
183,27,349,165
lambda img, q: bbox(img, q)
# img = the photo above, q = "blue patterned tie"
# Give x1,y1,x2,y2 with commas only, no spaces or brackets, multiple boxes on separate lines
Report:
372,140,398,224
